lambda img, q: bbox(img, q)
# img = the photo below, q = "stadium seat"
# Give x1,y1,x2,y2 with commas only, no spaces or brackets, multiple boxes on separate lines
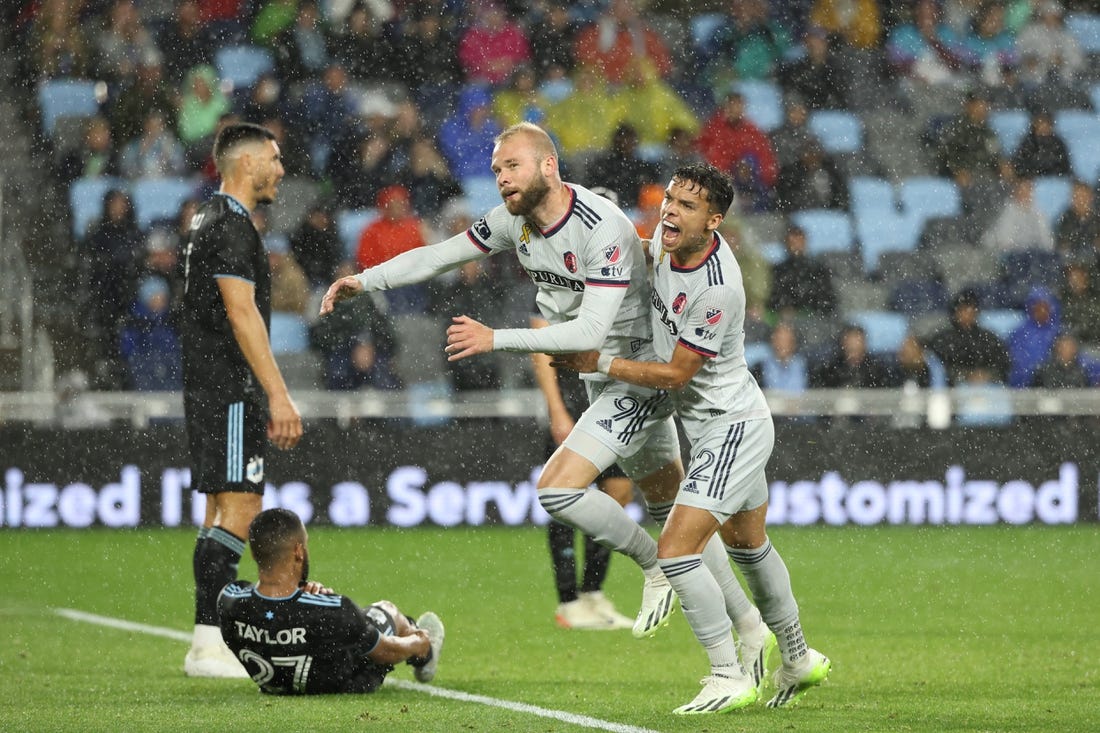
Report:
37,79,101,136
849,310,910,354
1032,177,1072,226
849,176,895,215
214,45,275,90
758,241,786,265
898,176,961,222
979,309,1026,340
461,175,503,215
1054,110,1100,181
743,342,771,369
989,109,1029,155
732,80,783,131
336,208,379,260
809,110,863,154
131,177,196,230
855,209,923,274
790,209,853,255
690,12,725,49
268,312,309,353
1066,13,1100,55
69,176,127,238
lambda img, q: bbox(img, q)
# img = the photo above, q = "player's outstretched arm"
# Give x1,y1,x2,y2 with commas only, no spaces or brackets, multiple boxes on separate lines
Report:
319,275,364,316
552,343,705,391
367,630,431,666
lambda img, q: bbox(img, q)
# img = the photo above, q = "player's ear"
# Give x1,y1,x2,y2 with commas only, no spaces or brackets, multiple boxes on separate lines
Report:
707,212,724,233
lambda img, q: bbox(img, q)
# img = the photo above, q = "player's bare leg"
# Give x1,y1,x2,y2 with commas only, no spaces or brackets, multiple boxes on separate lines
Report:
185,492,262,678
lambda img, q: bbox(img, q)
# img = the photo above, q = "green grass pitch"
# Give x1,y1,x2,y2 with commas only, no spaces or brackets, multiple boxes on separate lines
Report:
1,525,1097,732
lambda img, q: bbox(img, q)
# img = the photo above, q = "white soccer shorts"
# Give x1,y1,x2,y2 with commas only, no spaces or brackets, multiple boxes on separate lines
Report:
675,416,774,523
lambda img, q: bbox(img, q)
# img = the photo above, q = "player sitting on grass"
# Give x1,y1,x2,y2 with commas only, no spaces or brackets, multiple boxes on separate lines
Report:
218,508,444,694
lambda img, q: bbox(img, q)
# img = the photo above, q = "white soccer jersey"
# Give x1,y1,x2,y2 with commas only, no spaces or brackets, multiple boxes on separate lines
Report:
469,184,652,363
648,226,771,436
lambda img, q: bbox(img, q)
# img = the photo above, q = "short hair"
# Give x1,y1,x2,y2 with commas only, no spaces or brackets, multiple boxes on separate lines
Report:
494,122,558,161
213,122,276,168
671,163,735,216
248,508,305,571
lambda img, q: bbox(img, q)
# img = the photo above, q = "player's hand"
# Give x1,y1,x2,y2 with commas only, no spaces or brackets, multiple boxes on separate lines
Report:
445,315,493,361
319,275,364,316
267,393,303,450
299,580,334,595
549,351,599,374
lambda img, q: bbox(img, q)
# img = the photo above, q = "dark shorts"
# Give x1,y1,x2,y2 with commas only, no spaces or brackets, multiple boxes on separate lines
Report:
184,392,267,495
348,604,398,692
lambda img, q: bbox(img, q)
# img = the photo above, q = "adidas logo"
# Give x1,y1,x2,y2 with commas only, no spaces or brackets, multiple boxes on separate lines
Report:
682,481,699,494
596,419,613,432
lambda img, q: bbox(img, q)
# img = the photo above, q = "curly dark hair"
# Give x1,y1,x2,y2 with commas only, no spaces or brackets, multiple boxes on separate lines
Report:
671,163,735,216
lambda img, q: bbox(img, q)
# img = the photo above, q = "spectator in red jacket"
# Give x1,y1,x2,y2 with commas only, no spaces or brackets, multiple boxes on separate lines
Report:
457,2,531,86
355,185,431,314
696,90,778,193
573,0,672,84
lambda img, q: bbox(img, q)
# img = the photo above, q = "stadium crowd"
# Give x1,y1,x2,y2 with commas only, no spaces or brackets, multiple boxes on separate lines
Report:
14,0,1100,401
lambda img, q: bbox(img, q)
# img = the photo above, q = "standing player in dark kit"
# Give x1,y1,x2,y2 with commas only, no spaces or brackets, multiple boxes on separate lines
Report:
219,508,445,694
180,122,303,677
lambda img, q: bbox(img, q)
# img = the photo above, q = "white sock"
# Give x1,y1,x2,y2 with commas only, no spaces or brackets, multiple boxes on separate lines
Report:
539,487,658,570
658,554,745,679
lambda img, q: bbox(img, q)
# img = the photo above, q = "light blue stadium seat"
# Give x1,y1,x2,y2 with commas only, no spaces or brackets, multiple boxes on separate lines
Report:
758,241,787,264
214,45,275,90
690,12,725,49
1054,110,1100,180
1066,13,1100,54
269,312,309,353
849,176,895,215
733,80,783,131
989,109,1029,155
131,177,196,230
461,175,503,215
69,176,127,239
1032,176,1073,226
790,209,853,255
743,342,771,369
38,79,100,136
809,110,863,154
336,208,379,260
979,309,1026,340
856,210,923,273
849,310,910,354
899,176,961,222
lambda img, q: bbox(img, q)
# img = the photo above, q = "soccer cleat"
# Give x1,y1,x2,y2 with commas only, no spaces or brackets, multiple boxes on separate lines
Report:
413,612,445,683
555,598,615,629
579,591,634,630
766,649,831,708
632,573,676,639
183,644,250,679
672,674,758,715
738,627,778,694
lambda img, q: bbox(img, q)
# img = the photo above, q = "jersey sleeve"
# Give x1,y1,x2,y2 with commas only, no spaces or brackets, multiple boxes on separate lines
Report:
355,230,489,291
208,216,259,284
678,284,739,358
341,597,382,654
465,204,518,255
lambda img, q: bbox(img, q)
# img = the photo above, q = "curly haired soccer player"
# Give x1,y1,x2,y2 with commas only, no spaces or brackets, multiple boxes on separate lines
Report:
553,163,830,714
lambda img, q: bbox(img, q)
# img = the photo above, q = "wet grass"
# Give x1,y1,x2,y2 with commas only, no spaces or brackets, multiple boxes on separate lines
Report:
1,525,1096,732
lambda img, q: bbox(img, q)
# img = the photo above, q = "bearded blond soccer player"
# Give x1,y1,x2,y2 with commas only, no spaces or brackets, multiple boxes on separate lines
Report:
320,124,767,662
553,163,830,714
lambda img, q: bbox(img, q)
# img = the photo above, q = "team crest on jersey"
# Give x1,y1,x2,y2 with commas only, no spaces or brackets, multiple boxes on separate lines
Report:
563,251,578,273
672,292,687,314
603,244,621,263
246,456,264,483
705,308,723,325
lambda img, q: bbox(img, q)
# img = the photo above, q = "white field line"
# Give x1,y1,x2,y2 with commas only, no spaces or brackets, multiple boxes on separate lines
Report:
54,608,661,733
